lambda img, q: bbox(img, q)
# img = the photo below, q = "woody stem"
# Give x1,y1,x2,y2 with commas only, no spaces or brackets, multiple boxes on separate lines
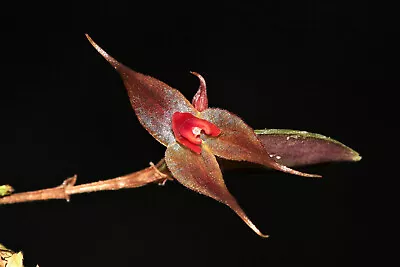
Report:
0,159,171,205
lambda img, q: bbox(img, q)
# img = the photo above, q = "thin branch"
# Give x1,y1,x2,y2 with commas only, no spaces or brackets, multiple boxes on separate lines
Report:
0,159,172,205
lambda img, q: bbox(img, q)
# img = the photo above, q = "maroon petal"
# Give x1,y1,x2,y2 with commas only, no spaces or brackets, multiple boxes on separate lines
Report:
200,108,321,178
86,34,197,146
191,72,208,112
255,129,361,167
165,142,268,237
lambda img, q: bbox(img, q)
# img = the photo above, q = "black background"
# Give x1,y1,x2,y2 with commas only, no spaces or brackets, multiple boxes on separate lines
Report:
0,1,394,266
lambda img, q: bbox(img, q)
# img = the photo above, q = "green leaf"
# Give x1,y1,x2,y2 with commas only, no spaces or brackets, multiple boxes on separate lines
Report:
255,129,361,167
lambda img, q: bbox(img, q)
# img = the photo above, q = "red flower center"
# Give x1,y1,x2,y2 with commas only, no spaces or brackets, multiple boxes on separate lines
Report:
172,112,221,154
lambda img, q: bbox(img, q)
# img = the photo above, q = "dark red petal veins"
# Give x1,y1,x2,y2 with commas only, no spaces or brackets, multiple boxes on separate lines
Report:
172,112,221,154
191,72,208,112
165,142,268,238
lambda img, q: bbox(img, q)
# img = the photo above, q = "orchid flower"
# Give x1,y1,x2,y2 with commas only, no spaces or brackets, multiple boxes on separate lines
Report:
86,35,359,238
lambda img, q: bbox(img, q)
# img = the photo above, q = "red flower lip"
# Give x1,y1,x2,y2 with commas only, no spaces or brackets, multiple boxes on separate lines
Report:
172,112,221,154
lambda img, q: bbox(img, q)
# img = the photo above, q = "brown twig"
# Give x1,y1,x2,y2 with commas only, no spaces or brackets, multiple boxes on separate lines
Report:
0,159,172,205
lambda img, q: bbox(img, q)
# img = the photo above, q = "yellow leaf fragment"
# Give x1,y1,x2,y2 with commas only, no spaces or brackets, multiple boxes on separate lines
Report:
0,185,14,197
6,252,24,267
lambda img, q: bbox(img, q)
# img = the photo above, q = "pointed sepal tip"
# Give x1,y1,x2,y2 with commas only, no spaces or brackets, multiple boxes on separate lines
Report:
165,142,268,238
85,34,121,69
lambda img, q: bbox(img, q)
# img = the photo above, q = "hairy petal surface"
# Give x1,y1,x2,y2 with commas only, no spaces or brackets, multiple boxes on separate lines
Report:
86,34,197,145
256,129,362,167
165,142,268,237
200,108,321,178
